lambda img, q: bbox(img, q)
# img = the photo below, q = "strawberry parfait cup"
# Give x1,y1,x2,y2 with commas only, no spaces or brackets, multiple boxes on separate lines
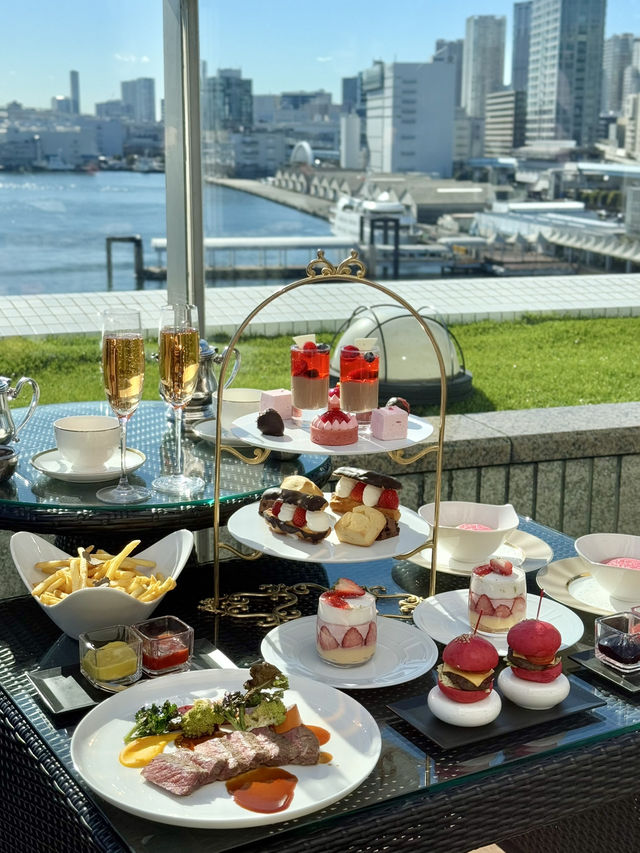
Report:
339,339,379,426
316,578,377,667
290,334,330,422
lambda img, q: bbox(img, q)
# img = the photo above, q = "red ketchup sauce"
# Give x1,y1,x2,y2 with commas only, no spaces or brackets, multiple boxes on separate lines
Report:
142,634,190,671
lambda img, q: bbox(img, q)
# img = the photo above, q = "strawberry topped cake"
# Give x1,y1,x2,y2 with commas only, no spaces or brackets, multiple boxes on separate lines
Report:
316,578,377,667
468,558,527,634
310,408,358,446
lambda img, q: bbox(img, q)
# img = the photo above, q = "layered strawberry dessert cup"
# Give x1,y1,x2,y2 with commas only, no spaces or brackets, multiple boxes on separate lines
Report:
339,338,379,422
316,578,377,667
290,334,330,420
468,558,527,634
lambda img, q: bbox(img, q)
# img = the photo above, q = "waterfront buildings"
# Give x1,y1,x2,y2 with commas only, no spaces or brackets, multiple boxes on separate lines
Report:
363,61,454,177
461,15,506,120
121,78,156,124
484,90,527,156
512,2,532,92
433,39,464,108
201,69,252,132
602,33,635,115
526,0,605,146
70,70,80,115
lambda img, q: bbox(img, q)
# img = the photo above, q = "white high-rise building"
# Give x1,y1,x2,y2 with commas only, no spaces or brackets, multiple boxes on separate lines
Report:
461,16,506,119
121,78,156,123
363,61,454,177
602,34,635,115
526,0,605,146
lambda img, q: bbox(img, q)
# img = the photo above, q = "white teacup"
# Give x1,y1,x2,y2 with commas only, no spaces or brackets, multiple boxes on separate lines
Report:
54,415,120,469
212,388,262,431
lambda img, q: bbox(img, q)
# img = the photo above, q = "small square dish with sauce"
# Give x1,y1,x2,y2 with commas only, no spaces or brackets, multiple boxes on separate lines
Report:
133,615,194,677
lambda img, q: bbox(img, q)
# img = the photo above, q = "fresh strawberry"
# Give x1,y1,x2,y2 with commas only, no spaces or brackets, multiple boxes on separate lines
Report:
271,500,283,517
341,627,364,648
333,577,365,597
493,604,512,618
292,507,306,528
490,558,513,576
292,359,308,376
341,345,359,359
350,482,366,502
303,341,317,351
472,563,493,576
474,594,494,614
365,622,377,646
377,488,399,510
320,592,349,609
317,626,339,650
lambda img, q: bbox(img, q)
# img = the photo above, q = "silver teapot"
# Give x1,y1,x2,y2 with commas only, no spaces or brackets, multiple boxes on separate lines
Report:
0,375,40,444
163,341,241,426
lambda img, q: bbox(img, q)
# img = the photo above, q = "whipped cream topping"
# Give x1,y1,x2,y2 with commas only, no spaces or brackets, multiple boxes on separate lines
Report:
306,510,331,532
317,590,377,626
335,476,356,497
470,565,525,597
362,484,383,507
278,503,295,523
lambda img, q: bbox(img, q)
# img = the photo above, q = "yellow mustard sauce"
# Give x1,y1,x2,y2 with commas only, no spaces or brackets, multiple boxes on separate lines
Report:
119,732,180,768
82,641,138,682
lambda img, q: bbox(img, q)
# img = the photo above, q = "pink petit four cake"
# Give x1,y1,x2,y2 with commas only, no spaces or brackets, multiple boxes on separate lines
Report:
310,409,358,446
370,405,408,441
260,389,292,420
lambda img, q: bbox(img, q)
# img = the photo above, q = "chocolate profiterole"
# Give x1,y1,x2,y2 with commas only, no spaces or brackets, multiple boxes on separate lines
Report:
257,408,285,436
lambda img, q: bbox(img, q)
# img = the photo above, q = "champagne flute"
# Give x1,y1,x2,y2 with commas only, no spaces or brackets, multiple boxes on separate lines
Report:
152,302,204,495
96,309,150,504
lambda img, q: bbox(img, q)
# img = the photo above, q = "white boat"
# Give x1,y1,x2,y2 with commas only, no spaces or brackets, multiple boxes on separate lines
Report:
32,153,74,172
330,193,419,244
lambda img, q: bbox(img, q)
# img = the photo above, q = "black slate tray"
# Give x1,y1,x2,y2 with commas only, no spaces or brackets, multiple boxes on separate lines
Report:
570,648,640,695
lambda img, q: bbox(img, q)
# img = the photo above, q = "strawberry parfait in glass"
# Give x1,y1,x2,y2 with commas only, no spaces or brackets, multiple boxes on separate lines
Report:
290,334,330,421
316,578,377,667
339,338,379,423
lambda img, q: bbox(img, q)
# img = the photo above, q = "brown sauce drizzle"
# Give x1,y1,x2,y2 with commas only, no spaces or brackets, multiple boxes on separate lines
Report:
226,767,298,813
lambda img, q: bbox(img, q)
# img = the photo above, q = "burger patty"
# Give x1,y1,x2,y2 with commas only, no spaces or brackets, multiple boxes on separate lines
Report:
438,665,493,692
507,649,560,671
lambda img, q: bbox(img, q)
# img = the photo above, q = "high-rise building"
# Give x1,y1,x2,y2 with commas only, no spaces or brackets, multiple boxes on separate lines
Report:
363,61,454,177
511,2,532,91
461,16,506,118
433,39,464,108
121,78,156,123
526,0,605,146
70,70,80,115
602,34,635,114
484,90,527,155
51,95,72,114
201,69,252,132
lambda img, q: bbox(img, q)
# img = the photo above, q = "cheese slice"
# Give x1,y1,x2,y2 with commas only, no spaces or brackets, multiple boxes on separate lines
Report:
442,661,494,687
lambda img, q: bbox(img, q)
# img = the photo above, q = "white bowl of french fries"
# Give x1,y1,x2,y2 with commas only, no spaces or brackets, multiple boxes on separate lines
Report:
10,529,194,639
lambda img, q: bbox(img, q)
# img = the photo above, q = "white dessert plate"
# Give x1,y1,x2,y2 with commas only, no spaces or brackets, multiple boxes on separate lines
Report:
261,615,438,689
412,590,584,656
190,418,247,447
536,557,625,616
405,529,553,576
70,668,381,829
227,494,430,563
30,447,145,483
230,411,434,455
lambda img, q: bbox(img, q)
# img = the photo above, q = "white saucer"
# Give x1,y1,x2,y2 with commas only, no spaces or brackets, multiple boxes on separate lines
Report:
30,448,146,483
230,411,434,455
536,557,625,616
412,589,584,656
190,418,247,448
406,529,553,576
227,494,430,563
261,615,438,689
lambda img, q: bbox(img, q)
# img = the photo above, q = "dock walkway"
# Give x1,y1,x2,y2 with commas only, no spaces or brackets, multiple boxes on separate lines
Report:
1,272,640,340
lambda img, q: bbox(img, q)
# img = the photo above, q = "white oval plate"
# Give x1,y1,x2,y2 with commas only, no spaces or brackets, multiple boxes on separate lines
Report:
71,668,381,829
261,615,438,689
230,412,434,455
227,494,430,563
30,447,145,483
412,589,584,656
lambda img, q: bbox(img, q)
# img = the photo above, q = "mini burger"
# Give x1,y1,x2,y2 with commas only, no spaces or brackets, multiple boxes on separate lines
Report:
497,619,570,710
427,633,502,727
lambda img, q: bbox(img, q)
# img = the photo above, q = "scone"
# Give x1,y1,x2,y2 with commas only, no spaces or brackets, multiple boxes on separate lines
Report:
334,506,387,547
330,466,402,522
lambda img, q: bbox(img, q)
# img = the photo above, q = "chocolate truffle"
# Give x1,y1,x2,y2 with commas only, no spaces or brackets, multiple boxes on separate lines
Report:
257,407,285,436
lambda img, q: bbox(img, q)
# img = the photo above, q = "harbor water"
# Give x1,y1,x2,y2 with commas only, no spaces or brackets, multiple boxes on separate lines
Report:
0,171,332,296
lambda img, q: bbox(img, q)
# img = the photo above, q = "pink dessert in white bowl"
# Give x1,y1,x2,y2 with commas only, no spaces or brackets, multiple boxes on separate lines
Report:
310,408,358,446
468,558,527,634
317,578,377,667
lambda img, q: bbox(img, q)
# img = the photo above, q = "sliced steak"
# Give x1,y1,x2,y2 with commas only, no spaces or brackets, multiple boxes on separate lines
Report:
281,725,320,765
141,751,209,796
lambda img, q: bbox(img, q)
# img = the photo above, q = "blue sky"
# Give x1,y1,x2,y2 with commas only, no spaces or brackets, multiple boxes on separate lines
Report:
2,1,637,112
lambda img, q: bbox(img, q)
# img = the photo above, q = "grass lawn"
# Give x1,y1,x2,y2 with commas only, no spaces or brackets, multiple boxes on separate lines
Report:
2,314,639,415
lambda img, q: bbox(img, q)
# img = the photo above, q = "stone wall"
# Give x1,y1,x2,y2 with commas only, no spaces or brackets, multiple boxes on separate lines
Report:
332,402,640,539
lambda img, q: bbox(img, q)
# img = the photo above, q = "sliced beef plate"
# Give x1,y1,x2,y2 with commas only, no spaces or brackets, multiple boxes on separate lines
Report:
142,724,320,797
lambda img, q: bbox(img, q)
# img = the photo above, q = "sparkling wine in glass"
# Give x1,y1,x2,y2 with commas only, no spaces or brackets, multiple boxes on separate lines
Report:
152,302,204,495
96,309,150,504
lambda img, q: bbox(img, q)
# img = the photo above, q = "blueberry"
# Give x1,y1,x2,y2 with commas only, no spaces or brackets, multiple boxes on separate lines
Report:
316,343,330,353
305,368,319,378
364,351,376,363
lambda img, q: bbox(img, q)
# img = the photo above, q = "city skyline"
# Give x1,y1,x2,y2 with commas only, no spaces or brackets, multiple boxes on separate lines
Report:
2,0,636,114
